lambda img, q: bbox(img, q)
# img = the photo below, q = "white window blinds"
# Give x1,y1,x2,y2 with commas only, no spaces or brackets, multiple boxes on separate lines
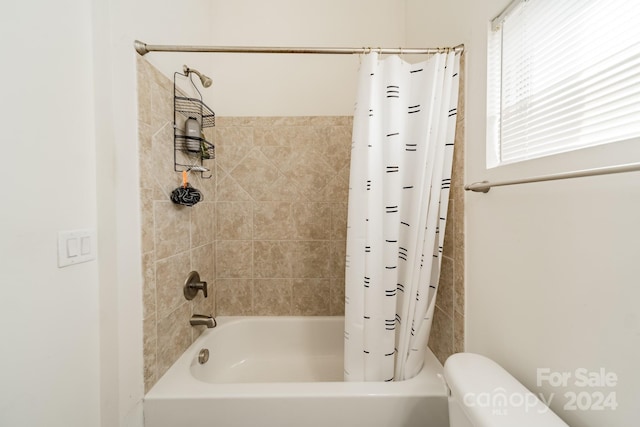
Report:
487,0,640,166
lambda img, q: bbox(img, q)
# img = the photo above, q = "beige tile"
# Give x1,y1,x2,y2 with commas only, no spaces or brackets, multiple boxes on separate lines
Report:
312,172,349,203
154,201,190,260
453,215,464,257
148,59,173,93
203,125,215,143
265,146,305,177
457,54,466,121
157,303,191,378
216,279,253,315
272,116,312,126
442,198,455,259
254,279,292,315
309,116,352,126
253,241,291,278
191,201,214,248
330,240,346,279
262,174,305,202
292,203,331,240
338,162,351,182
254,125,321,147
216,172,253,202
217,202,253,240
428,306,453,365
214,126,254,148
436,256,454,316
279,149,335,198
258,146,296,171
316,126,351,174
230,148,280,199
190,243,214,287
454,309,465,354
213,117,244,127
155,251,191,318
330,278,345,315
254,126,288,147
136,58,153,126
138,122,154,190
143,314,157,392
292,126,326,149
142,251,156,320
291,241,331,279
331,203,348,240
453,195,464,264
217,116,267,127
215,240,252,278
215,144,252,175
151,80,173,135
454,258,465,315
292,279,330,315
254,202,294,239
140,188,155,254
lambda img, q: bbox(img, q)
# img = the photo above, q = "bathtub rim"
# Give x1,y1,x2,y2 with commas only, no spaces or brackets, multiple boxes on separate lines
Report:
145,316,449,400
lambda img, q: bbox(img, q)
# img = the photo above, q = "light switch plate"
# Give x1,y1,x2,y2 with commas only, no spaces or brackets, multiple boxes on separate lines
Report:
58,229,96,268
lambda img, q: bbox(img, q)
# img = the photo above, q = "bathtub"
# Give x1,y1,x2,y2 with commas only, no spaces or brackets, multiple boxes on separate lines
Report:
144,316,449,427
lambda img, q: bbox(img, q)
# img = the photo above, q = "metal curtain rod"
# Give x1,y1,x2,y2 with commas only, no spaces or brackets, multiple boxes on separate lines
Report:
465,162,640,193
134,40,464,56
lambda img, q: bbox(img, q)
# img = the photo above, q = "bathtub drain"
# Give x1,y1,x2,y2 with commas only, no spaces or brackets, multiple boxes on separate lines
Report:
198,348,209,364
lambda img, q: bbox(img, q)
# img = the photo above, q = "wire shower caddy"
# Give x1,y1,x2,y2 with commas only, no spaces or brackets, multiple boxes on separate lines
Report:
173,70,215,178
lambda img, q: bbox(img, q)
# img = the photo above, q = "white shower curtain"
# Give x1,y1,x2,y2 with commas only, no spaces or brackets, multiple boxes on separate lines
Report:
344,52,460,382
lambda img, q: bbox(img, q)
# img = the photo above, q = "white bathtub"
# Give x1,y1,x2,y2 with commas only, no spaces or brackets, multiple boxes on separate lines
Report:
144,316,449,427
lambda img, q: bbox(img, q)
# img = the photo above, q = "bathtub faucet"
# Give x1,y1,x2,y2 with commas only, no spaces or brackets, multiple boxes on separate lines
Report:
190,314,216,328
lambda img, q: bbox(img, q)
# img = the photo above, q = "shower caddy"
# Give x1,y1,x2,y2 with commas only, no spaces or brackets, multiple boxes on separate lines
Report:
173,69,215,178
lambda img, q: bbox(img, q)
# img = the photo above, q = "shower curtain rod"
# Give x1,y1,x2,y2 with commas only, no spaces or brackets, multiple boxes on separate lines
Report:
134,40,464,56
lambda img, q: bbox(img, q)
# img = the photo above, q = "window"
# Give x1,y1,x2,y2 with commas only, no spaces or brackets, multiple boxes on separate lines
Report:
487,0,640,166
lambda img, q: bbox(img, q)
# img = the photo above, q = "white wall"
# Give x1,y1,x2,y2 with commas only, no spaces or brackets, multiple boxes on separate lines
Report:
0,1,101,426
206,0,406,116
405,0,470,47
127,0,407,118
94,0,215,425
464,1,640,426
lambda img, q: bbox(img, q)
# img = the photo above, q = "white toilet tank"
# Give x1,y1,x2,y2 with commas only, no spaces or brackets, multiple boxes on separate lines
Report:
444,353,568,427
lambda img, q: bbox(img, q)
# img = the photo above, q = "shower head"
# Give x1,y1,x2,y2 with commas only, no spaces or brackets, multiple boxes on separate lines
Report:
183,65,212,88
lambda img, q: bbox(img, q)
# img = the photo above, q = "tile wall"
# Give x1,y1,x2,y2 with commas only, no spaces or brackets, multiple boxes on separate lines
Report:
213,115,350,317
137,56,465,389
137,58,217,391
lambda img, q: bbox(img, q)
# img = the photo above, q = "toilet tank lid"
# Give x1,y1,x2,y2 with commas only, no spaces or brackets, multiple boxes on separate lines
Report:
444,353,568,427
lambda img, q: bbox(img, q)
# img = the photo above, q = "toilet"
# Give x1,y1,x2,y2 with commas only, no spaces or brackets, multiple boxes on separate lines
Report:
444,353,569,426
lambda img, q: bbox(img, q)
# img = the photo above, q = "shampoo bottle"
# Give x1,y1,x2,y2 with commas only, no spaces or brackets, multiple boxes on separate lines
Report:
184,117,201,152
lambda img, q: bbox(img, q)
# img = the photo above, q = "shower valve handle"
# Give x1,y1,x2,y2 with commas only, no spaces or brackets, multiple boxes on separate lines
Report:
191,281,208,298
183,271,208,300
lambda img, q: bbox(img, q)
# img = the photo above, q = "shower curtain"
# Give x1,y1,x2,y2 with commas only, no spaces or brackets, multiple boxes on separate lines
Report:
344,52,460,382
